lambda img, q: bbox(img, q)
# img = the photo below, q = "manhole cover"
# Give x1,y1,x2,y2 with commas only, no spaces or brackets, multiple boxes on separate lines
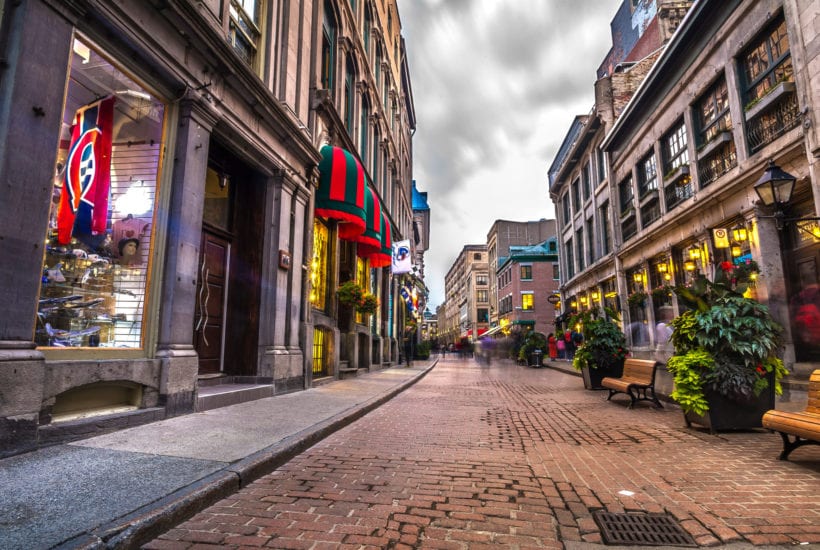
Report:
592,511,697,546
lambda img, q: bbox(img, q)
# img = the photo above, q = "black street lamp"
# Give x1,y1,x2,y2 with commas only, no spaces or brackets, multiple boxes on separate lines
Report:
754,159,820,234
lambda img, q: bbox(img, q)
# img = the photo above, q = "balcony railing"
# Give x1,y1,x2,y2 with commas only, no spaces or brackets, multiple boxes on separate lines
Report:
746,89,800,153
665,180,692,211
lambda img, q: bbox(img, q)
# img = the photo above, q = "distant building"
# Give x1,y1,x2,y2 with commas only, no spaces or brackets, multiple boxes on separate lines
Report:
490,238,561,339
486,219,556,326
442,245,488,344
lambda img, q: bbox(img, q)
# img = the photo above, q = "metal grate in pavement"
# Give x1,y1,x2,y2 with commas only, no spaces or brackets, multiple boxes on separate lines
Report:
593,511,697,547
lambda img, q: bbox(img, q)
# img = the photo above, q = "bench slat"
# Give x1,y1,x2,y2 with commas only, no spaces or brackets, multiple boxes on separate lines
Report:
762,368,820,460
601,358,661,409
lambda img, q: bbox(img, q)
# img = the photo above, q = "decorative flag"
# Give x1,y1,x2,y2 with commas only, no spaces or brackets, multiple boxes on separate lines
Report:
713,228,729,249
392,239,412,274
57,96,115,245
400,282,417,314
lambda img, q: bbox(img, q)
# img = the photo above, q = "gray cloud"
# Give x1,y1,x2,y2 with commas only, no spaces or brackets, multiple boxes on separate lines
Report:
400,0,622,307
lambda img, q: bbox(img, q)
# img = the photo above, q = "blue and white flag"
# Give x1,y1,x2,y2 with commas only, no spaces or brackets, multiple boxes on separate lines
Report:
391,239,412,274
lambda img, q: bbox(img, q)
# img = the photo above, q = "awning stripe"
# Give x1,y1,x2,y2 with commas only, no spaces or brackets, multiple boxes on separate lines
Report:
368,211,392,267
316,146,366,239
355,186,382,254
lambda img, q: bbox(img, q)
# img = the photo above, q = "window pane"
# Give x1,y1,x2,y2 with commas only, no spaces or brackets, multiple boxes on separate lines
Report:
310,220,329,310
37,37,164,348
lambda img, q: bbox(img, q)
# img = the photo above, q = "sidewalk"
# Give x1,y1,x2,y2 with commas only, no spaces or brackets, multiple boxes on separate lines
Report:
0,360,437,550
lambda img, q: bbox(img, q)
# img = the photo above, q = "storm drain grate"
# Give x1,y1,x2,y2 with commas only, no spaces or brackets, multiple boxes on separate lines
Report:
592,511,697,547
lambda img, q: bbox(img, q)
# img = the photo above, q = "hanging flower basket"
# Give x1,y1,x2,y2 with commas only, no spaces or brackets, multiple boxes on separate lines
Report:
358,293,379,315
337,280,365,308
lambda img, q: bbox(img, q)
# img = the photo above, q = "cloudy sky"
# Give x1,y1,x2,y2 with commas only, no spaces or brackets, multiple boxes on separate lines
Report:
399,0,623,308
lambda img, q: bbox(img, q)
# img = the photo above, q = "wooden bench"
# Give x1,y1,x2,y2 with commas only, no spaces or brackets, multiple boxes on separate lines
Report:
762,369,820,460
601,358,662,409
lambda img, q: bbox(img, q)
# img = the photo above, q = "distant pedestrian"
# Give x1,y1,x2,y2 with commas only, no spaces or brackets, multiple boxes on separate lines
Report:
556,336,565,360
564,330,576,361
547,333,558,361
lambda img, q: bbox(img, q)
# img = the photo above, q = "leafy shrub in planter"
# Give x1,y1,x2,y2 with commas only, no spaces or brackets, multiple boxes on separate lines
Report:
570,307,628,371
668,261,787,415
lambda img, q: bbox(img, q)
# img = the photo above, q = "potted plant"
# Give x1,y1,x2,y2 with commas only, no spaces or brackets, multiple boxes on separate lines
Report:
667,260,788,432
571,307,629,389
517,331,547,367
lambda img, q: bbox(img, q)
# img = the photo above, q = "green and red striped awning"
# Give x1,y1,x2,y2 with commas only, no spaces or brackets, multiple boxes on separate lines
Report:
368,211,392,268
355,186,383,257
316,146,366,239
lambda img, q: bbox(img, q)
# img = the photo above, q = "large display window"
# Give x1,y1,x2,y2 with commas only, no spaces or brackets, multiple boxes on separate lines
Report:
35,36,165,348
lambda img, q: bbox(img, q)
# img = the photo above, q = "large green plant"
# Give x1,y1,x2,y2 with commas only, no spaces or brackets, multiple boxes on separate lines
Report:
668,261,787,414
570,307,628,371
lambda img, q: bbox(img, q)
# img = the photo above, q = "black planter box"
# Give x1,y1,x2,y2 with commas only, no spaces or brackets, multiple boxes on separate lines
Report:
581,363,624,390
684,377,775,434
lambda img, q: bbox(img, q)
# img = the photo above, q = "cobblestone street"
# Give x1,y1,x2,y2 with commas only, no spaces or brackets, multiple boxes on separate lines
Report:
147,358,820,549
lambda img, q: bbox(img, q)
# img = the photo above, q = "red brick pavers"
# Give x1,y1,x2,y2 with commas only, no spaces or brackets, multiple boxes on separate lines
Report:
146,358,820,549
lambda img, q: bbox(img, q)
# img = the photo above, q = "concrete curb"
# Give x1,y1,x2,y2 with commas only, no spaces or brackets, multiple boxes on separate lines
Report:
57,361,437,550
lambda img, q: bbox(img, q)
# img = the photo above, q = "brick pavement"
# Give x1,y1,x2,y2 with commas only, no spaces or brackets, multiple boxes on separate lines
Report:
146,357,820,549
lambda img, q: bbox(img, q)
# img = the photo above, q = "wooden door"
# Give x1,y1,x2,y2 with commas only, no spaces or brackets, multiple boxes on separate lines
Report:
194,230,230,375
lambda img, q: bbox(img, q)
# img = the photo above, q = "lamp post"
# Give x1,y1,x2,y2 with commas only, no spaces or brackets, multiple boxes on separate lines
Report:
754,159,820,234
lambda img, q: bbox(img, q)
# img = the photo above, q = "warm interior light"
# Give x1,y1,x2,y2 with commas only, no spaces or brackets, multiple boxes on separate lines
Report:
731,245,742,257
657,262,668,273
570,300,577,308
580,296,588,305
633,272,643,283
732,226,748,242
684,260,696,271
591,291,600,301
689,246,701,260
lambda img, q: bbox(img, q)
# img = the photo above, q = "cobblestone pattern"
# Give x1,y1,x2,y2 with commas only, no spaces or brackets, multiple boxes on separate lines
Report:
146,359,820,549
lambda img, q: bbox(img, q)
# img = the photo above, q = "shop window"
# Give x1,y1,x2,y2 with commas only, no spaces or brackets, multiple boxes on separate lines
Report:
229,0,262,68
36,37,165,349
310,219,329,311
355,256,368,324
576,228,585,271
562,192,571,223
600,201,611,255
571,178,580,212
618,176,634,216
321,2,336,92
637,152,657,197
360,94,370,163
565,237,574,279
742,17,792,107
521,293,534,311
741,16,799,152
696,76,736,187
344,57,355,135
312,326,329,377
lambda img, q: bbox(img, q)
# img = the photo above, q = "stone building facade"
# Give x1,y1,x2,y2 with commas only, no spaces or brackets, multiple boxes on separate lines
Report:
550,0,820,393
0,0,415,457
441,245,489,346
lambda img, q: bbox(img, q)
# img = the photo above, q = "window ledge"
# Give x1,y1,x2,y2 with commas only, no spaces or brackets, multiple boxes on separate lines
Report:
639,189,658,207
697,131,734,161
620,205,635,222
745,81,796,119
663,164,690,185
